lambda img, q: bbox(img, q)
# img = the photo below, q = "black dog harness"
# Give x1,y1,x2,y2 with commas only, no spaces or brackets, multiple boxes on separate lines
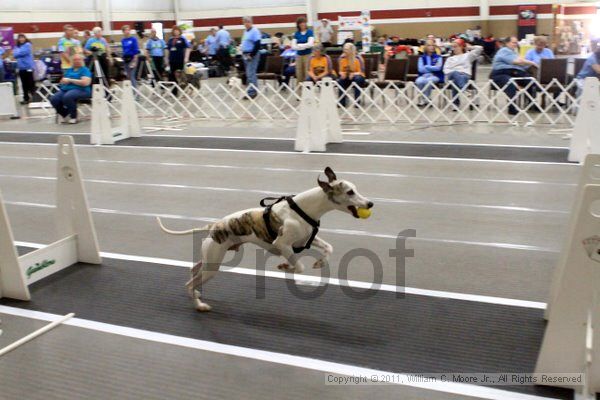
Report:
260,196,320,253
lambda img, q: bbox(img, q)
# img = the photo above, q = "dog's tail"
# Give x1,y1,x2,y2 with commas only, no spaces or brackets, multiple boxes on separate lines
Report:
157,217,208,236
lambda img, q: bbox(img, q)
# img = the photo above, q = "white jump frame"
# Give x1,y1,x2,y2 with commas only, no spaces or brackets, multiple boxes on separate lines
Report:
295,78,343,152
536,153,600,398
568,77,600,163
0,135,101,301
91,81,141,145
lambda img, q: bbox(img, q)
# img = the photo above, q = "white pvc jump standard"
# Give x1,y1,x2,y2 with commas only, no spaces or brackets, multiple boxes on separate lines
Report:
0,82,19,119
91,81,141,145
295,78,343,153
568,77,600,163
0,135,101,301
536,157,600,397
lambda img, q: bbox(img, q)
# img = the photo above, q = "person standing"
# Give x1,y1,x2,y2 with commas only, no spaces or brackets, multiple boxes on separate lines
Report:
205,28,218,58
121,25,140,87
13,34,36,104
0,46,6,82
57,24,82,70
84,27,111,83
49,53,92,124
241,16,262,99
145,28,167,79
82,30,91,49
292,17,314,85
318,19,334,48
165,25,191,94
215,25,232,72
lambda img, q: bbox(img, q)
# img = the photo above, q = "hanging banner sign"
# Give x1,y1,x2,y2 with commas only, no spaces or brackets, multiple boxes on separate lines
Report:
518,6,537,27
0,27,14,50
517,6,537,39
338,16,363,31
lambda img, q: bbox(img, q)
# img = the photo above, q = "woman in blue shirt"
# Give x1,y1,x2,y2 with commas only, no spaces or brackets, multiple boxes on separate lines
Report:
292,17,314,85
12,34,35,104
416,41,443,106
490,36,537,115
121,25,140,87
49,54,92,124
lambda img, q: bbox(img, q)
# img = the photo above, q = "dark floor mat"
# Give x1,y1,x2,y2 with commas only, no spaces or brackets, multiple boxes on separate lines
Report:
1,253,571,399
0,132,570,163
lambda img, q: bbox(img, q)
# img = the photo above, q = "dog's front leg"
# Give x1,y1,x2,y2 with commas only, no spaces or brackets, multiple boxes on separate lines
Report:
310,235,333,269
272,222,305,273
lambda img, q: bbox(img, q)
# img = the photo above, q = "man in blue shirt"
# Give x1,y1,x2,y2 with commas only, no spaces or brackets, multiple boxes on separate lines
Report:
121,25,140,87
215,25,232,72
241,16,262,99
204,28,218,57
49,54,92,124
145,28,167,79
525,36,554,66
576,49,600,96
491,36,538,115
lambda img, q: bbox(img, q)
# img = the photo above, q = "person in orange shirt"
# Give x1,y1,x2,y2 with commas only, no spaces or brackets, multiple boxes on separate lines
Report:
307,44,333,82
337,42,365,107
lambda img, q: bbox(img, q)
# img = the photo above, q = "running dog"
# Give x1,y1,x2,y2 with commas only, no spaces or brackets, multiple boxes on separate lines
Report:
157,167,373,312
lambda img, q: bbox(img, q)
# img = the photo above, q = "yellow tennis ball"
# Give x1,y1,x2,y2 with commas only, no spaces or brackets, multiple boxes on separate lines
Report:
357,207,372,219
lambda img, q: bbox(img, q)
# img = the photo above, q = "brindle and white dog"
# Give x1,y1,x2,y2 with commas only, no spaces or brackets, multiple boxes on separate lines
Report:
157,167,373,311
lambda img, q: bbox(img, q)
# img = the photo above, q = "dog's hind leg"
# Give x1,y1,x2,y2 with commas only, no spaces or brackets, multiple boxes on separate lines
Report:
187,238,227,312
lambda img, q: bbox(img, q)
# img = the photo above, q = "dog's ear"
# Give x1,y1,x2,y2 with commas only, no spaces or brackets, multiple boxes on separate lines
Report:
317,177,333,193
324,167,337,183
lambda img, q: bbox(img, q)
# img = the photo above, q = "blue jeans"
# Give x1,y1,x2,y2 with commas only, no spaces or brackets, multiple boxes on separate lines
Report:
50,89,90,119
244,54,260,96
415,74,440,99
446,71,470,105
0,63,5,82
124,59,137,87
338,75,366,106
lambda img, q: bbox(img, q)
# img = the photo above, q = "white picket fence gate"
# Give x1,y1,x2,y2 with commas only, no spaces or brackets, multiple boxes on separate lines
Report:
35,77,586,126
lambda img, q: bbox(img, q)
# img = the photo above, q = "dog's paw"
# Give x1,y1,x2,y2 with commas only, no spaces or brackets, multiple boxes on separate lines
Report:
194,299,212,312
277,263,292,271
313,260,327,269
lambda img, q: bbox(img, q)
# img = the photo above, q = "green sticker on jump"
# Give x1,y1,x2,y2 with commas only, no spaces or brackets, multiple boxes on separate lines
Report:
26,259,56,278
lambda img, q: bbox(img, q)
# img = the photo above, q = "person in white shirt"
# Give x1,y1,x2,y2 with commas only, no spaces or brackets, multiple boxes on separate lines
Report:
443,39,482,108
318,19,334,48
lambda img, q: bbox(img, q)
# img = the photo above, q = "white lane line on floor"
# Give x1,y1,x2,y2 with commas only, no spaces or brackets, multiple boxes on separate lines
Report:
0,141,577,165
7,201,559,253
0,155,578,186
0,173,569,215
0,306,553,400
14,239,546,309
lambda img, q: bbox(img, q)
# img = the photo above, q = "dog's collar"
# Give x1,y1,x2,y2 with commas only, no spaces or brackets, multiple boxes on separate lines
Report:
260,196,320,253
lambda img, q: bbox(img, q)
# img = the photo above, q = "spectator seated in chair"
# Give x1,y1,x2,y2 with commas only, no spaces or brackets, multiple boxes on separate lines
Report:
307,44,333,82
575,48,600,97
49,53,92,124
444,39,482,108
490,36,538,115
416,40,444,106
524,36,554,67
337,42,365,107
